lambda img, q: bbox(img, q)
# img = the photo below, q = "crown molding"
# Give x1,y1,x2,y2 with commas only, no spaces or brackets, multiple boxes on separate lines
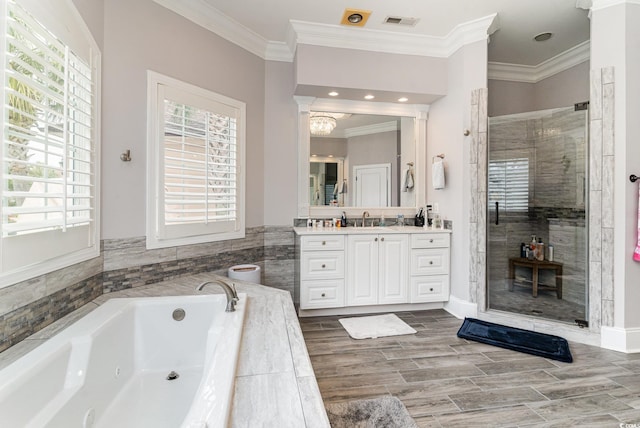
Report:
488,40,590,83
343,121,399,138
290,20,447,57
291,13,497,58
153,0,498,61
590,0,640,10
152,0,270,59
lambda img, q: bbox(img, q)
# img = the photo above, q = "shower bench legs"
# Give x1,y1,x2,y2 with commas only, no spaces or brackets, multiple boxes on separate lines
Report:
508,257,563,299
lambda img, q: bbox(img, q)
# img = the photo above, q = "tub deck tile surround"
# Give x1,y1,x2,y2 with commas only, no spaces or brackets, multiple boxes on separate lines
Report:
0,273,329,428
0,226,296,355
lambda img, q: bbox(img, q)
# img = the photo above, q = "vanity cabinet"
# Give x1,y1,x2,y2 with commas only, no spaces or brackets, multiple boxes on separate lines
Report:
296,228,451,313
299,235,346,309
347,234,409,306
410,233,450,302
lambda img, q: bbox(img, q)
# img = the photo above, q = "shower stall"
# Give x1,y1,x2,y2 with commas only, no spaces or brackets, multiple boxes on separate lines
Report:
487,105,589,324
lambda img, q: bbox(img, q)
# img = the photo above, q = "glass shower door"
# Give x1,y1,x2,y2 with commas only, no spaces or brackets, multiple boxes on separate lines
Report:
487,106,588,324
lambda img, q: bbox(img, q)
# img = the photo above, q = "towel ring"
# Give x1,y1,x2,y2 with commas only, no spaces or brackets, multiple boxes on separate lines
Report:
631,174,639,183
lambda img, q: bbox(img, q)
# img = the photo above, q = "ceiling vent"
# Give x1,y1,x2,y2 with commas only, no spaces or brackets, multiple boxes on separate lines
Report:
384,16,419,27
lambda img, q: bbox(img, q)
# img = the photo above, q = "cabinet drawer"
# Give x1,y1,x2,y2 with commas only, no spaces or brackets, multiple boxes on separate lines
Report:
411,249,450,275
301,251,345,280
411,233,450,249
410,275,449,303
301,235,345,251
300,279,345,309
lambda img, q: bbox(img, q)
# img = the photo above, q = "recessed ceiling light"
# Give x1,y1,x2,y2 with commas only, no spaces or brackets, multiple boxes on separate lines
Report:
328,91,339,97
328,154,334,158
364,94,375,100
398,97,408,103
340,9,371,27
348,13,363,24
534,32,553,42
311,154,317,157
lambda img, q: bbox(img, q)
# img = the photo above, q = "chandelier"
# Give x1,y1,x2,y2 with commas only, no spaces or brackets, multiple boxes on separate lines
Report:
309,115,337,136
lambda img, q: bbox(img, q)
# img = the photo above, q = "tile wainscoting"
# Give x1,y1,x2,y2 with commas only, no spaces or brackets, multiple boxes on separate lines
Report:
0,226,295,352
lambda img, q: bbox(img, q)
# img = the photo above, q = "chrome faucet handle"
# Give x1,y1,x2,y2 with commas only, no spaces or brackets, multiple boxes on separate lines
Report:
231,283,239,300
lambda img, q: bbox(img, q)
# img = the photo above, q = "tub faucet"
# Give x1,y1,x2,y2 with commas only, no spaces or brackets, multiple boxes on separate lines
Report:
362,211,370,228
196,279,239,312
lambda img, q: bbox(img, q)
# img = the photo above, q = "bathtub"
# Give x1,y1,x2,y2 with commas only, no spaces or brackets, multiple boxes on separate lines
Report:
0,293,247,428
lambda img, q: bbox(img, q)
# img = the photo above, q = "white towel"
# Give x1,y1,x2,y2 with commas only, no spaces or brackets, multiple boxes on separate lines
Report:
432,159,445,190
402,168,414,192
339,180,347,194
333,182,339,196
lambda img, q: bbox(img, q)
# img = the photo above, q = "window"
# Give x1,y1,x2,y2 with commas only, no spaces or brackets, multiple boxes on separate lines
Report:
147,72,245,249
488,158,529,213
0,0,100,286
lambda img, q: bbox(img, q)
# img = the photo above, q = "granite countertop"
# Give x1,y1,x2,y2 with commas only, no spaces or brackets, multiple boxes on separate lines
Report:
0,273,329,428
294,225,452,235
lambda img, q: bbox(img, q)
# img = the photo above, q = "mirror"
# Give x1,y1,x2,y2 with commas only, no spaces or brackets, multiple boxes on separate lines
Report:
309,112,416,208
295,96,428,217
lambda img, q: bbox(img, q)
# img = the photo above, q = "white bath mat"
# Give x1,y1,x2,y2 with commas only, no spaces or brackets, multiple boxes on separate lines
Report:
339,314,417,340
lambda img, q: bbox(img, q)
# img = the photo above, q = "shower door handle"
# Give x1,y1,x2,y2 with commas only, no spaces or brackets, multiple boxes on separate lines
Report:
495,201,499,225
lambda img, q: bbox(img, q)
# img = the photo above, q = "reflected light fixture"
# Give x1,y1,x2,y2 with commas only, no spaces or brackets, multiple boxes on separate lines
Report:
310,115,337,136
328,91,339,97
398,97,408,102
364,94,375,100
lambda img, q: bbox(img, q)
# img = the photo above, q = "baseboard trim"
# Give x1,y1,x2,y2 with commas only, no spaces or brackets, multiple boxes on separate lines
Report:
443,295,478,319
601,326,640,353
298,302,445,318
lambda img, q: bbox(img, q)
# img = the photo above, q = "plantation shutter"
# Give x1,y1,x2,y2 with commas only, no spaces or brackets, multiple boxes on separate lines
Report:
0,0,99,281
2,1,94,236
157,85,239,239
488,158,529,213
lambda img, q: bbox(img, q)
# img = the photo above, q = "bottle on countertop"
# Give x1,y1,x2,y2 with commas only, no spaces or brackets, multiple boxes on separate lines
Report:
536,237,544,261
341,211,347,227
528,235,536,260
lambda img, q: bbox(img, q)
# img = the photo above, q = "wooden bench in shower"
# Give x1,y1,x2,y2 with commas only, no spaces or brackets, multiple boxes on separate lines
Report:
508,257,563,299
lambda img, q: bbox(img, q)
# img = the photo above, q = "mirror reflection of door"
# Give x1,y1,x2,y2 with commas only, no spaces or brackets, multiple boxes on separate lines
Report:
309,157,344,206
354,163,391,207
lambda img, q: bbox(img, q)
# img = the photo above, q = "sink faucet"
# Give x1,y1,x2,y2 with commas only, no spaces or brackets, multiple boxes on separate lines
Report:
362,211,370,228
196,279,239,312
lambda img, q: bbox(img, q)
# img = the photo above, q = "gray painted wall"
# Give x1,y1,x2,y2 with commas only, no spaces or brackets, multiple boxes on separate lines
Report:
101,0,266,239
489,62,590,116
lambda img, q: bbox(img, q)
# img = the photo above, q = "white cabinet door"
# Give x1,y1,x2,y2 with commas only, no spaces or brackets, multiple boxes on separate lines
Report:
347,235,378,306
378,234,409,304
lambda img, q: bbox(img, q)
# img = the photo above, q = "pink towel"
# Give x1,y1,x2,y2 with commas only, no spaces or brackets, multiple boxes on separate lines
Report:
635,185,640,262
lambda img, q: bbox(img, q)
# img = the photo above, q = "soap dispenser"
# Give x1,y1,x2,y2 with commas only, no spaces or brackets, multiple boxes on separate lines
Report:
341,211,347,227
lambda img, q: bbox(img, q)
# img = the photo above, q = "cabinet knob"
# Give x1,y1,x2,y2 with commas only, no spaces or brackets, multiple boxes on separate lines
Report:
322,241,326,245
429,239,434,243
321,264,326,268
429,261,433,265
430,288,434,292
381,237,385,242
321,293,326,297
374,237,378,242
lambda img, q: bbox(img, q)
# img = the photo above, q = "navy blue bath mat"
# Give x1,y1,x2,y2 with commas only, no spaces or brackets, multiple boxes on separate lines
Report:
457,318,573,363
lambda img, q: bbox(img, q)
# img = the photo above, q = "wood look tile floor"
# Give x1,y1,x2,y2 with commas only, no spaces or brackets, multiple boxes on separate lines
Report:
299,310,640,427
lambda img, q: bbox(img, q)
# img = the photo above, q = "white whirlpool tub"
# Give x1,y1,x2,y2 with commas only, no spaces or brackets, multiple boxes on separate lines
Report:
0,293,247,428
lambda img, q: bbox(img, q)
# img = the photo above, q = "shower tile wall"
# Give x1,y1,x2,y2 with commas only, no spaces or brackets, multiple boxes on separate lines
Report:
0,226,296,352
488,107,587,309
